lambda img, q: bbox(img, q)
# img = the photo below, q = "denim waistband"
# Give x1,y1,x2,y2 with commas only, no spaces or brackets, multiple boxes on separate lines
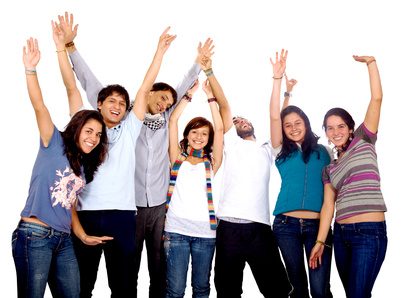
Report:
18,220,70,236
275,214,320,224
334,221,387,231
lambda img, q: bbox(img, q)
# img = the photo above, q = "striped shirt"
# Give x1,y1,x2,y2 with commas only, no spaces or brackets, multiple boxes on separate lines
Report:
323,123,387,221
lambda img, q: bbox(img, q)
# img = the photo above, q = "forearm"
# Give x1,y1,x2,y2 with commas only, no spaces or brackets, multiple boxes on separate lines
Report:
270,78,283,147
69,50,103,108
317,185,335,243
175,63,201,100
206,72,233,132
71,207,86,242
368,61,383,102
26,71,45,111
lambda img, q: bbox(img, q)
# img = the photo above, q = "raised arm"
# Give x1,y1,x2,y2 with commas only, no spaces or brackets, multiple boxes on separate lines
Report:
198,40,233,133
202,80,224,173
168,81,199,164
269,49,288,148
282,74,297,111
353,55,383,133
133,27,176,121
23,38,54,146
60,12,104,109
309,183,335,269
52,17,83,115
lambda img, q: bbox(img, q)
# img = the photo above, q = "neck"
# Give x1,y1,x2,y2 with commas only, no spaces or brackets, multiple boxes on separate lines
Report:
242,135,256,141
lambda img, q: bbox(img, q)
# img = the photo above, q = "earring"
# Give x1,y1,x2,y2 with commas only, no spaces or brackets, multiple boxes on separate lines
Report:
328,139,332,145
349,134,353,141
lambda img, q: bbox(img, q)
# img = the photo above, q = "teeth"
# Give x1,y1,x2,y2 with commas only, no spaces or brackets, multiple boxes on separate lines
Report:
111,111,119,115
85,142,94,147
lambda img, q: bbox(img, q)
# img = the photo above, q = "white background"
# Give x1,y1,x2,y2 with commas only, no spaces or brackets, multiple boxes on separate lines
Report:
1,0,401,297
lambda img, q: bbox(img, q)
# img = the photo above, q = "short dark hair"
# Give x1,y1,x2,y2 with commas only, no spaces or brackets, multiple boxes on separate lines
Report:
97,84,130,111
151,82,178,108
62,110,108,183
180,117,214,162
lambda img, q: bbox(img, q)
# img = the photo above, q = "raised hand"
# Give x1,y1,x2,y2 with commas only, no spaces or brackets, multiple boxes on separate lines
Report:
157,26,176,54
353,55,376,65
202,79,214,98
285,74,298,92
23,38,40,69
58,12,78,44
51,20,66,49
270,49,288,78
197,38,215,70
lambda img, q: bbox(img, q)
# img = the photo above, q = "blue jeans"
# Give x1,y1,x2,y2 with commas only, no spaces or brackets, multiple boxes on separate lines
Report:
334,221,387,298
163,232,215,298
12,221,79,298
273,215,333,298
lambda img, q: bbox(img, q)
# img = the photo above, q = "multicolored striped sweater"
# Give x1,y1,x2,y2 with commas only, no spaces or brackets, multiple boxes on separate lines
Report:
323,123,387,221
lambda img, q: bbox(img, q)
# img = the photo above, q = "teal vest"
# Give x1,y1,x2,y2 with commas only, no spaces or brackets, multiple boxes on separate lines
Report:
273,145,330,215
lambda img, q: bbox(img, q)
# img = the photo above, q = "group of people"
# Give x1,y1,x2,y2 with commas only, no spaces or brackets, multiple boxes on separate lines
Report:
12,11,387,298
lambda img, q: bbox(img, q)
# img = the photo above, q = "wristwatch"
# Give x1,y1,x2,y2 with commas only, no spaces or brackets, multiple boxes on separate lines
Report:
284,92,292,97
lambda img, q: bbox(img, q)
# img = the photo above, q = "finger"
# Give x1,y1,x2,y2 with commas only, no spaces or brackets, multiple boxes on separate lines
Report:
34,38,39,52
269,57,274,65
70,13,74,26
73,24,79,35
284,49,288,60
162,26,171,36
65,11,69,23
197,41,202,52
22,45,26,57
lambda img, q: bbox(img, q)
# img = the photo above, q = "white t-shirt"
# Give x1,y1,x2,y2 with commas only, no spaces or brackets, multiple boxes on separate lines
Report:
77,112,142,211
217,126,273,225
165,161,216,238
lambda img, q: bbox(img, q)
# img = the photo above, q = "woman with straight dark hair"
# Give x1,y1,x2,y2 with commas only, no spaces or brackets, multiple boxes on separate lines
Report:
310,55,387,298
12,38,108,298
270,49,332,298
164,76,224,297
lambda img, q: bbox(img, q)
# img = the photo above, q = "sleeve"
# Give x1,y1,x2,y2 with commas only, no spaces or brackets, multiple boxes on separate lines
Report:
269,142,281,158
166,63,201,118
355,123,377,145
322,166,331,185
223,125,239,147
69,50,104,109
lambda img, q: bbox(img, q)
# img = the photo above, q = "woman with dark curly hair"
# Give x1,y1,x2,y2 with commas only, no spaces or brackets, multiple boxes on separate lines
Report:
12,38,108,298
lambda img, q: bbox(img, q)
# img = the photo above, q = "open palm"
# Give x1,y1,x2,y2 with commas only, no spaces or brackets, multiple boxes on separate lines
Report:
23,38,40,69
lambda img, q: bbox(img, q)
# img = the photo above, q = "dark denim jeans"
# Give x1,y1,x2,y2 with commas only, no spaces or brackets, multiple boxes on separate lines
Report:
73,210,136,298
273,215,333,298
334,221,387,298
214,220,292,298
12,221,79,298
163,232,215,298
134,203,166,298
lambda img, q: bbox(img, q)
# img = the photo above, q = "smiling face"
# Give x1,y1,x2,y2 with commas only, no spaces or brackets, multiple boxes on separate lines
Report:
147,90,174,114
187,126,210,150
282,112,306,144
78,118,103,154
97,91,127,128
233,117,255,139
325,115,353,149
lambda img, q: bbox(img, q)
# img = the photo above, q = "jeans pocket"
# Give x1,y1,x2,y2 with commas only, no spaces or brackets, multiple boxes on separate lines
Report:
357,228,386,239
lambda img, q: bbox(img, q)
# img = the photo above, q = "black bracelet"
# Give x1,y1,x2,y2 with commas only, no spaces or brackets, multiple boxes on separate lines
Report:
183,93,192,102
207,97,217,103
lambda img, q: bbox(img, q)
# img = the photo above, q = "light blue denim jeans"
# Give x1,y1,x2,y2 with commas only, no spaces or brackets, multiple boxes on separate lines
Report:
12,221,80,298
163,232,215,298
